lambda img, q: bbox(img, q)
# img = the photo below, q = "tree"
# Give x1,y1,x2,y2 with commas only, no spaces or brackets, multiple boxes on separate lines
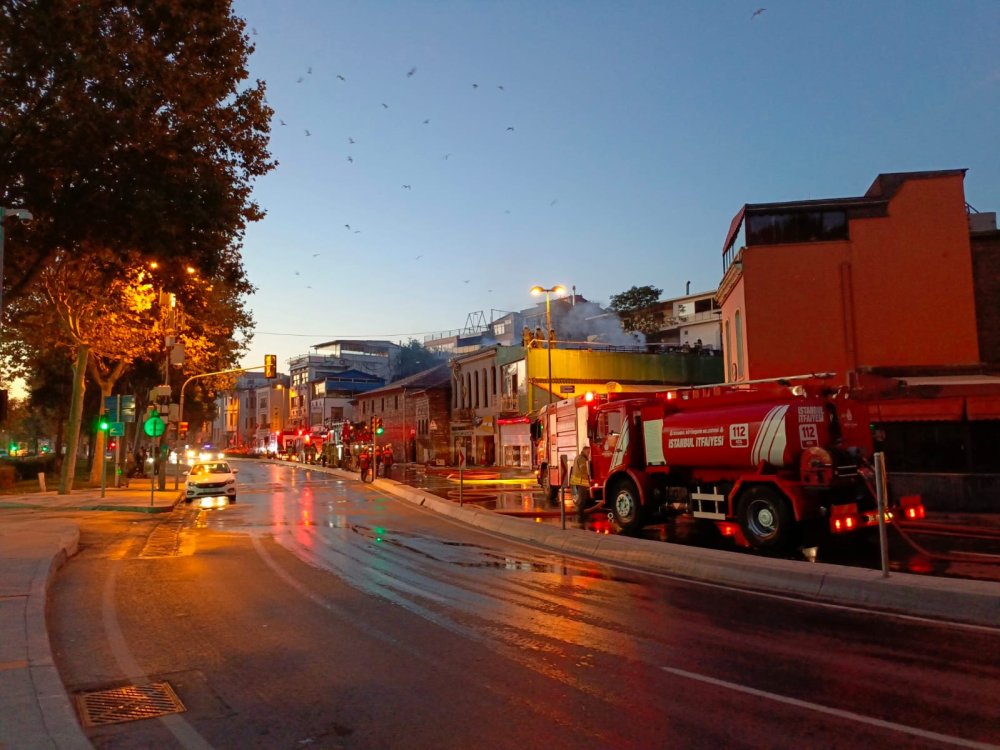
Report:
608,285,663,336
0,0,274,305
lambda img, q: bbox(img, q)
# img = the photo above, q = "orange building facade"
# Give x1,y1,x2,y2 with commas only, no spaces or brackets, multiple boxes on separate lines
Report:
716,170,1000,510
717,170,979,384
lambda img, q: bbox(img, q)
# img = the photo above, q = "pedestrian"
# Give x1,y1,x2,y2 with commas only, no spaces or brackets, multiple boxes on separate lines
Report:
570,445,592,526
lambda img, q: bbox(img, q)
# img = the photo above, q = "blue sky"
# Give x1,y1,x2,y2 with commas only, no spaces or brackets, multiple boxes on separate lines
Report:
232,0,1000,372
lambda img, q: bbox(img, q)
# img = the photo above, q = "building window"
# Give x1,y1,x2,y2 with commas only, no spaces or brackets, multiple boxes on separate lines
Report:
724,320,732,381
746,210,848,246
734,309,745,379
394,395,398,409
474,371,480,408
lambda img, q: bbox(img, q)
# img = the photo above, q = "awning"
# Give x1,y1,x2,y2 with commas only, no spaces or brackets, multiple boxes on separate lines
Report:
869,397,965,422
966,396,1000,420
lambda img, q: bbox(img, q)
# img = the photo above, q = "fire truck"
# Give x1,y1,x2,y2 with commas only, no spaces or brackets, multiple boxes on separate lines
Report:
535,376,924,550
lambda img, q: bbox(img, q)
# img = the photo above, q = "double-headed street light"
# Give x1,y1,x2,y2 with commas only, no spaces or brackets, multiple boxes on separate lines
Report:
530,284,566,405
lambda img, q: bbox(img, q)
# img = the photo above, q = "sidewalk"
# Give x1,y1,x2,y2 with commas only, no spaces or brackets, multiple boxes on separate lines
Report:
0,484,180,749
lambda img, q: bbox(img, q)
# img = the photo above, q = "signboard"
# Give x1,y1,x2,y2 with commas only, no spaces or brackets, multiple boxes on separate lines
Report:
104,396,119,421
110,422,125,437
143,415,166,437
559,385,576,394
458,450,466,468
121,395,136,422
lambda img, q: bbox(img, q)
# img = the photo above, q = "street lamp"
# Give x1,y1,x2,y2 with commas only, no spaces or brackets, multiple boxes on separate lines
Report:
530,285,566,405
0,207,33,324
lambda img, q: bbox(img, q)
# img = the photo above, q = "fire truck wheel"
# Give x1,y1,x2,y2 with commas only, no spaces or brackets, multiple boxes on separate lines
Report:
609,479,643,535
736,487,793,550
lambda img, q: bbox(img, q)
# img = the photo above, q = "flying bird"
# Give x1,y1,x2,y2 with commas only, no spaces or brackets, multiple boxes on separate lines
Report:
294,271,300,276
307,66,312,75
402,184,411,190
415,255,423,260
463,280,470,284
497,85,504,91
304,129,311,136
279,119,286,126
423,119,430,124
347,156,353,163
251,27,258,36
550,199,558,206
348,137,355,144
381,102,389,109
312,253,320,257
336,74,346,81
751,7,766,18
443,153,451,160
297,76,304,83
506,126,515,131
472,83,478,88
407,67,417,77
354,230,361,234
344,224,350,230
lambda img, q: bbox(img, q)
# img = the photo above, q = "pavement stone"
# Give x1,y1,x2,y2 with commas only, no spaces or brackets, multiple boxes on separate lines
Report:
1,464,997,749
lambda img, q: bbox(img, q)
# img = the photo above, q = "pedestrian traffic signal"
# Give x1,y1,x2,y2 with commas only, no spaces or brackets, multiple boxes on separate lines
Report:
372,416,384,435
264,354,277,379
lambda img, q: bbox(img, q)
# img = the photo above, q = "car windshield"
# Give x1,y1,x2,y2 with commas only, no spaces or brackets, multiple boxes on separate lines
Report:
194,463,231,475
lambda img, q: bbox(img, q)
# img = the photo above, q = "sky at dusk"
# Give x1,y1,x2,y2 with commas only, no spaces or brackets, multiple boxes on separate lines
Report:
231,0,1000,372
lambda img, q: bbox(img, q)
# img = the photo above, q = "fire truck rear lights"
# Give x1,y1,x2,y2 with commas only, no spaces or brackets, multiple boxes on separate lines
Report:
583,391,595,402
905,506,925,520
833,515,858,532
717,522,739,537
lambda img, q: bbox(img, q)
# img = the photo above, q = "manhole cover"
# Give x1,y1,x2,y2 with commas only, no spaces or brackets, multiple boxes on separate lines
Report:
76,682,186,727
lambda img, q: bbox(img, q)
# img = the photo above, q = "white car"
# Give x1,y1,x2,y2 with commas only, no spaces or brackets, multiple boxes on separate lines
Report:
184,461,238,507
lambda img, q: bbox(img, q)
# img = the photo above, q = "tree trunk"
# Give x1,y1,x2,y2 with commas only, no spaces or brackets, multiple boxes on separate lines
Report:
58,344,90,494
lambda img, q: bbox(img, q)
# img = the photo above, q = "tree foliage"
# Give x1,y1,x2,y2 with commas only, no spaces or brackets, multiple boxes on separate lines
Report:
608,285,663,335
0,0,274,303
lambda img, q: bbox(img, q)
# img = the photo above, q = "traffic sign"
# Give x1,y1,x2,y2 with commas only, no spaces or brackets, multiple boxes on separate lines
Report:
121,395,136,422
110,421,125,437
143,414,166,437
103,396,119,422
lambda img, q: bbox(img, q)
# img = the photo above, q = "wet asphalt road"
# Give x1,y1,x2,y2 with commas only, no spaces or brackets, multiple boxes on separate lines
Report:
47,460,1000,749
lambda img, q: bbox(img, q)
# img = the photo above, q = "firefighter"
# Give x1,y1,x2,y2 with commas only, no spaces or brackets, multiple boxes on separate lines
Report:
382,443,394,476
374,444,384,477
570,446,592,526
358,446,371,482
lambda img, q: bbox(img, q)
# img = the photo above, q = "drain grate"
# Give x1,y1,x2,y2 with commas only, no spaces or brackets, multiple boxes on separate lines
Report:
76,682,186,727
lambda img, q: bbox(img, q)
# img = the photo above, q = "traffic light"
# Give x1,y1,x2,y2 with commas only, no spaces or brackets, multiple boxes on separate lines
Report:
179,421,189,438
108,439,117,451
98,413,110,432
264,354,277,379
372,416,384,436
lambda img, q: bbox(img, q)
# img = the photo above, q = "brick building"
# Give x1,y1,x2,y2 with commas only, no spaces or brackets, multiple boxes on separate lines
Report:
354,364,451,465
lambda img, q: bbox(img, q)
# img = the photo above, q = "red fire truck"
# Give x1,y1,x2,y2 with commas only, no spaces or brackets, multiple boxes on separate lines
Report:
535,376,923,550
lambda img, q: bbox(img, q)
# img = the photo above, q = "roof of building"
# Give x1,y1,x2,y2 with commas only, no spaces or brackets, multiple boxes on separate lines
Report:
723,169,968,253
357,362,451,397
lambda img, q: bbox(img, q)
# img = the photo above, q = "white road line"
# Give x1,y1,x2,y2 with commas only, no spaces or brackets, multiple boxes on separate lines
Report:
660,665,1000,750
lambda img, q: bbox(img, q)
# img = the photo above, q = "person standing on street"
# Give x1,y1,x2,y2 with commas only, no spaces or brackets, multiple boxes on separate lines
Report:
570,445,592,526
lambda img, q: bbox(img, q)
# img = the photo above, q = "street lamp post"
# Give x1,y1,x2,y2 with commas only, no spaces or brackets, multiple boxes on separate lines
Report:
0,207,33,325
530,285,566,406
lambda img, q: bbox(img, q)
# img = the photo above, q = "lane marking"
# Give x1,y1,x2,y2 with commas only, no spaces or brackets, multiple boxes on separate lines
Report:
660,666,1000,750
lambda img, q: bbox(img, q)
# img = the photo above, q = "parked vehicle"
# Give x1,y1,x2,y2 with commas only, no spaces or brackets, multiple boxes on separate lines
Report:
535,376,924,551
